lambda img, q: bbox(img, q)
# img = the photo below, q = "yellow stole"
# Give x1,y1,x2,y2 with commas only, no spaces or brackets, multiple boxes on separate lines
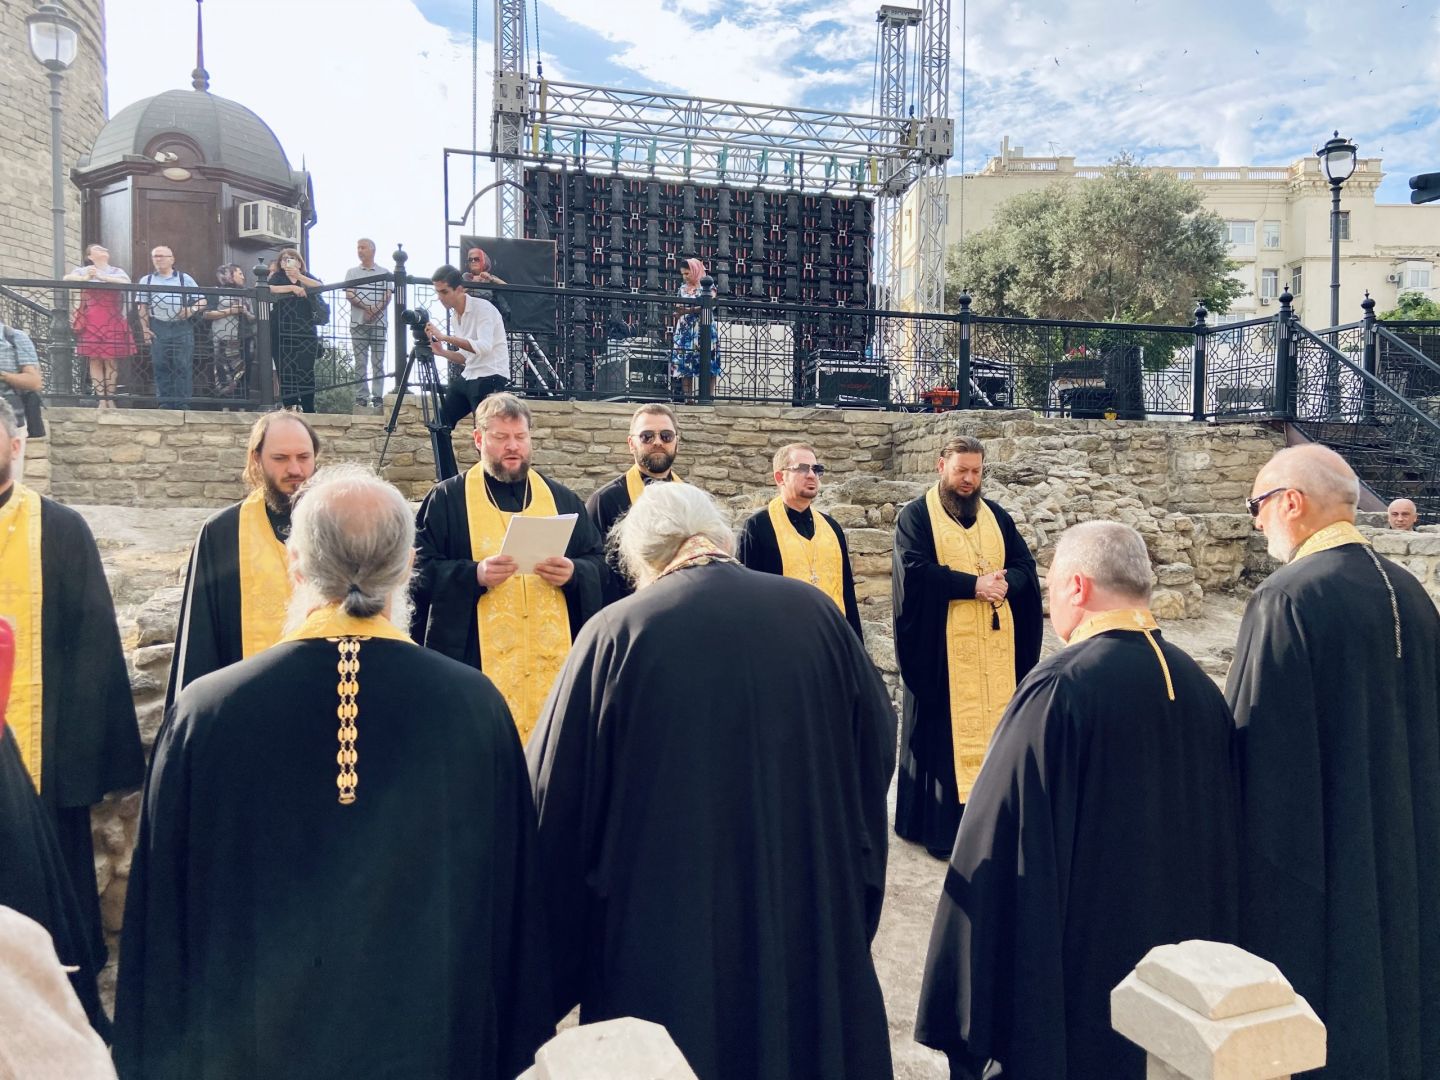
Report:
623,464,684,505
465,466,571,745
767,497,845,612
924,485,1017,802
1069,607,1174,701
1290,520,1369,562
0,485,43,790
238,489,293,659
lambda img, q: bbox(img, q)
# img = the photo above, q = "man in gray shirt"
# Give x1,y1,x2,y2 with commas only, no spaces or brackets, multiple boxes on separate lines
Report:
0,321,42,481
136,245,205,410
344,238,392,408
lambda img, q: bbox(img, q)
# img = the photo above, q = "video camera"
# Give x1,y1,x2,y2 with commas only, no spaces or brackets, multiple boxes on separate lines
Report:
401,306,431,337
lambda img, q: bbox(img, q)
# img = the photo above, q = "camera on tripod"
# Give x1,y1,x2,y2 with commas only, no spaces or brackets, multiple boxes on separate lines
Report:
401,306,431,339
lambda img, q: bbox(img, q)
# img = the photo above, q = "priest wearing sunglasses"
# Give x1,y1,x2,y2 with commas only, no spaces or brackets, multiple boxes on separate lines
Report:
585,403,687,604
737,442,864,639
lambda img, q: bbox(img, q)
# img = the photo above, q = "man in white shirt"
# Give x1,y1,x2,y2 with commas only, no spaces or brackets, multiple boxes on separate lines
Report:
344,239,392,408
427,265,510,432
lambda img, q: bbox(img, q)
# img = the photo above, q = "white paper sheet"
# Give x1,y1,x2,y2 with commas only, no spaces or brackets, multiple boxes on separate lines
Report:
498,513,578,574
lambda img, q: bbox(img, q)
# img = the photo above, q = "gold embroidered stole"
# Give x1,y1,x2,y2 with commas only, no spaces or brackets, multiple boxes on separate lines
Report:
465,466,571,745
924,485,1017,802
1069,607,1174,701
238,489,293,659
624,464,684,505
0,486,43,789
279,605,413,805
767,497,844,612
1290,520,1369,562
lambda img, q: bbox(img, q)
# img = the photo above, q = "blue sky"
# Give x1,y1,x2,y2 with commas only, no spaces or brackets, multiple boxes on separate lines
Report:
106,0,1440,281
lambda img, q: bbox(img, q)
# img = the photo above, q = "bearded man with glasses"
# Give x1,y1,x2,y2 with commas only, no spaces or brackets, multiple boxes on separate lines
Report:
737,442,864,639
585,403,687,604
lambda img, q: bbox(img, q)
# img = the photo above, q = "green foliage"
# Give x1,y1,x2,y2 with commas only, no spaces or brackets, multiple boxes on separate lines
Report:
947,157,1245,323
1378,292,1440,322
314,343,365,414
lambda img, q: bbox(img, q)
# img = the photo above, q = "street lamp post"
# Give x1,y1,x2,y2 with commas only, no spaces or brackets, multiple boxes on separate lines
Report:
1317,131,1357,419
26,1,81,397
1317,131,1358,330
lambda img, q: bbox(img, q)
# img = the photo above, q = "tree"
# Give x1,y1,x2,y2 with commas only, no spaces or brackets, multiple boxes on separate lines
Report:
1378,292,1440,322
946,158,1245,323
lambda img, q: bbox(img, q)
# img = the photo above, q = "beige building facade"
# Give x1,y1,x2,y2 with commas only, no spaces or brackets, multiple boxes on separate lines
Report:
900,137,1440,327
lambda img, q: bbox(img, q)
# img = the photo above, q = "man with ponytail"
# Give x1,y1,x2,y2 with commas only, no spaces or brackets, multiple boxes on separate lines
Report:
117,465,554,1080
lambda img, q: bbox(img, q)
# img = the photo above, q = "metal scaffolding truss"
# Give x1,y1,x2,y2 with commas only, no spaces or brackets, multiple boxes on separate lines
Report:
488,0,953,308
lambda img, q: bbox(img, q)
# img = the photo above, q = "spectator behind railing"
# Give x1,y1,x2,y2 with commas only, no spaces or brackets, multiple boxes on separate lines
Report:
136,246,206,411
0,320,42,480
63,244,133,411
267,248,324,413
205,265,255,399
345,239,392,409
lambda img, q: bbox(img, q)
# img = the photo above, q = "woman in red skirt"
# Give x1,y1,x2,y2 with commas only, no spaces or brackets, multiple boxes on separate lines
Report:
65,244,134,409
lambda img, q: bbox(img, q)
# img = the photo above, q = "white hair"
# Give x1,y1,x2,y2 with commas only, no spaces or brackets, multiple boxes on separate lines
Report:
284,464,415,631
612,483,734,589
1051,521,1154,601
1262,445,1360,515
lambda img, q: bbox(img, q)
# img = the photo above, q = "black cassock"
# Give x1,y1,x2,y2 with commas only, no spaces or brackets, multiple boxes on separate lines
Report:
0,726,107,1032
1226,544,1440,1080
917,629,1241,1080
528,561,897,1080
114,639,555,1080
892,495,1043,858
583,471,679,605
19,497,144,977
164,499,291,709
735,503,865,639
412,470,605,660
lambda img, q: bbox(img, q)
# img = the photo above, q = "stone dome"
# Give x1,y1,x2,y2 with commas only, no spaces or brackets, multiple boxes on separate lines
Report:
76,88,300,190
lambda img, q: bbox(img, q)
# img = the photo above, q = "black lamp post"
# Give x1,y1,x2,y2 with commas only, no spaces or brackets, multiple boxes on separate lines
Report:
26,1,81,396
1317,131,1358,329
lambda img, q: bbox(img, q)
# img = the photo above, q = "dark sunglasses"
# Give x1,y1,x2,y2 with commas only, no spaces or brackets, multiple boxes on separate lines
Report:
468,257,484,263
1246,486,1291,517
634,430,677,444
784,463,826,477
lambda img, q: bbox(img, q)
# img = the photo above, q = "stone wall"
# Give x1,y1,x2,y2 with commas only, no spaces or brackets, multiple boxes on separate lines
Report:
0,0,108,279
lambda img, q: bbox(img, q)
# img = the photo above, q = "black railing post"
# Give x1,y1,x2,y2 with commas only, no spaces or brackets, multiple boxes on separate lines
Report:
48,298,76,397
391,246,409,394
1275,286,1296,420
697,274,716,403
1191,299,1208,421
957,291,973,410
253,259,274,409
1361,290,1378,423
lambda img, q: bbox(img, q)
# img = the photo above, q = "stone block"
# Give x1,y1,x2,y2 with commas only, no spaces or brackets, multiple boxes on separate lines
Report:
520,1017,697,1080
1112,940,1326,1080
1369,532,1409,556
1156,563,1196,587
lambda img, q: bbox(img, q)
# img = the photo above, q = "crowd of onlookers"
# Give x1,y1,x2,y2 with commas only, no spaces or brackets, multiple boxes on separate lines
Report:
39,238,395,413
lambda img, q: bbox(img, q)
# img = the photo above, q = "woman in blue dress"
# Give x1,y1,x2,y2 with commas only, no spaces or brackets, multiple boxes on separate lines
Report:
670,258,719,400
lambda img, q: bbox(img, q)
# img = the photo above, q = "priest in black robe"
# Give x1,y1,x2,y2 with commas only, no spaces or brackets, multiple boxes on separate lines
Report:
584,402,685,604
1227,445,1440,1079
0,401,143,989
893,436,1043,858
917,521,1240,1080
165,411,320,708
737,442,864,639
0,620,108,1035
528,483,897,1080
115,465,554,1080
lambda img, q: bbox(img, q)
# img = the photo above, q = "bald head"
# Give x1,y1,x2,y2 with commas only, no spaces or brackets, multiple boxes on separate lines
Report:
1249,445,1360,562
1388,499,1418,531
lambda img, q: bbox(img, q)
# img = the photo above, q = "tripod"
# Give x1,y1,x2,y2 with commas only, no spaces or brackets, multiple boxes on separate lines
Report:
380,319,458,482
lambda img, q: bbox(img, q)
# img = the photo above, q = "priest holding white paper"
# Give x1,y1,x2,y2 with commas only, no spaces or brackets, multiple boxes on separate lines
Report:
413,394,604,743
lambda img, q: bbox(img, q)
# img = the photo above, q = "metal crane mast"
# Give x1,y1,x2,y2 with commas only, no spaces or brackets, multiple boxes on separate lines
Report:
914,0,953,314
493,0,526,236
874,5,920,310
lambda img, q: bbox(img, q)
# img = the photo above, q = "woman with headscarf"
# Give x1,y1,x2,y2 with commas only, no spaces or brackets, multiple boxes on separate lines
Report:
670,258,720,401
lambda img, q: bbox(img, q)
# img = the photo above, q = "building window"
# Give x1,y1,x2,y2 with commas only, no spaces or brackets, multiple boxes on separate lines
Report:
1261,221,1281,249
1401,264,1432,290
1225,221,1256,250
1331,211,1350,241
1260,268,1279,299
1290,266,1303,295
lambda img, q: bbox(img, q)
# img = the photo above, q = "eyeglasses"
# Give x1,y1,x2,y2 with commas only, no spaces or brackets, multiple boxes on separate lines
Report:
783,463,826,477
633,430,676,444
1246,486,1294,517
468,257,484,263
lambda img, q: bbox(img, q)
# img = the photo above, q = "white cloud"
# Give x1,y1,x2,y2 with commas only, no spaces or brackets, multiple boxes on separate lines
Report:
105,0,496,284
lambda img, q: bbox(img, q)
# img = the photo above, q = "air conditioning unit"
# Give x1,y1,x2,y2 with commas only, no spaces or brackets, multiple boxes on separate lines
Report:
1259,296,1271,306
1386,273,1400,284
235,200,300,245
